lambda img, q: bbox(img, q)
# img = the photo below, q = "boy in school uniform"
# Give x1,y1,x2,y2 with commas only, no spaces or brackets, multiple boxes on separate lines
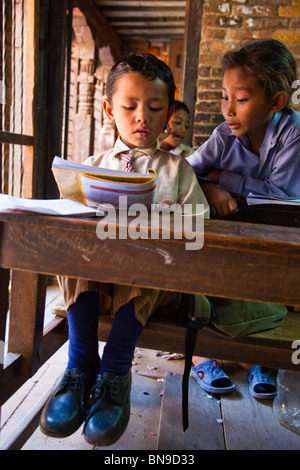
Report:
187,39,300,219
40,53,209,446
187,39,300,398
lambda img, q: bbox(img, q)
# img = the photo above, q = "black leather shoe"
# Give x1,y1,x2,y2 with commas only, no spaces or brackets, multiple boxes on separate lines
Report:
83,371,131,447
40,368,95,438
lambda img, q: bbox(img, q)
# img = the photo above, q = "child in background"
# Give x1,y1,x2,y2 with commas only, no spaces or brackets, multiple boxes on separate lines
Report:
160,100,194,158
187,39,300,398
40,53,209,446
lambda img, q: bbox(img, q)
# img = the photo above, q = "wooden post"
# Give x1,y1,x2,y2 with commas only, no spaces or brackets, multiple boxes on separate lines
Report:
23,0,39,198
8,270,48,377
0,267,10,424
181,0,203,147
74,54,96,163
34,0,68,199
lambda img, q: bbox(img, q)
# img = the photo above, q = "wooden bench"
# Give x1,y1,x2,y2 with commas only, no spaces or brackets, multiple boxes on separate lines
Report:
52,297,300,373
0,207,299,448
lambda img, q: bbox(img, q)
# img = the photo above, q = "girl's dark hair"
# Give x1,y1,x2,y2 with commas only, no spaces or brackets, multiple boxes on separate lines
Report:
222,39,297,106
106,53,176,108
174,100,190,115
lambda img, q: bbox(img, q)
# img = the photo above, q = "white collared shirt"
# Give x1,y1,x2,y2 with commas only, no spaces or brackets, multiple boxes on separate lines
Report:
84,137,209,214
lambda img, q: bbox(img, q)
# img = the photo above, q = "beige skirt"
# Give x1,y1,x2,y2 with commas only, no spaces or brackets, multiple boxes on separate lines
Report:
57,276,168,326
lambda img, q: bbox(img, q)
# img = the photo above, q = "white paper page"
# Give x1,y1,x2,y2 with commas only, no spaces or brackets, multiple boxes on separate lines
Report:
247,193,300,206
52,156,150,179
0,194,103,216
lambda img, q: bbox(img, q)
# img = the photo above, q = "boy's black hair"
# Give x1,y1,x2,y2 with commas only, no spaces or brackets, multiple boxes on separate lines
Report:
222,39,297,106
106,53,176,108
174,100,190,115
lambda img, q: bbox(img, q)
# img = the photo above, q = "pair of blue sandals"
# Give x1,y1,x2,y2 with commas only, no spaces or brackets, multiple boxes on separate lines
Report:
191,360,277,399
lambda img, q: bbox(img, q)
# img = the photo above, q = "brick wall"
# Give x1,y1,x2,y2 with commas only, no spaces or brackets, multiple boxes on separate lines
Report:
193,0,300,147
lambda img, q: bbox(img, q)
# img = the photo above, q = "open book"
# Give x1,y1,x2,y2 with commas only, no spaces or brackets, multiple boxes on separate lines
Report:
52,156,157,209
247,193,300,206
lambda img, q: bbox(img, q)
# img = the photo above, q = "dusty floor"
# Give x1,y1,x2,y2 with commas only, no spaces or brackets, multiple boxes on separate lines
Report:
0,285,300,451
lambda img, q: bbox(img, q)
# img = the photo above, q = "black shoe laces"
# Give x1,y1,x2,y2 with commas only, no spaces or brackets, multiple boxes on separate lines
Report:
83,378,113,432
57,372,86,403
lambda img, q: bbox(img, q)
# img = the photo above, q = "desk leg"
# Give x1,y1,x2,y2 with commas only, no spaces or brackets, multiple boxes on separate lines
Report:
8,270,48,377
0,268,9,356
0,268,10,426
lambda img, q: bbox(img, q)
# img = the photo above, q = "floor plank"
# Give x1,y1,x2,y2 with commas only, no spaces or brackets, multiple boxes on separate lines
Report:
220,365,300,450
20,346,180,450
22,372,163,451
94,373,163,451
2,284,300,450
157,372,225,450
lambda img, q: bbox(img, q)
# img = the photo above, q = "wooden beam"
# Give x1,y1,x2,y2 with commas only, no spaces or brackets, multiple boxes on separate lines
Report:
114,28,185,36
95,313,300,372
74,0,121,61
0,317,68,406
0,131,34,146
0,386,51,450
109,21,185,28
101,10,186,18
95,1,186,6
0,354,24,407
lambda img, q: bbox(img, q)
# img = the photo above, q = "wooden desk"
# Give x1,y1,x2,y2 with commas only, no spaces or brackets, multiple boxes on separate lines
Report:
1,210,299,301
231,198,300,228
0,209,300,447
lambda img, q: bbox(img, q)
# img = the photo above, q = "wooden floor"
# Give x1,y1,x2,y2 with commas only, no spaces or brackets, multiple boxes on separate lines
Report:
0,285,300,450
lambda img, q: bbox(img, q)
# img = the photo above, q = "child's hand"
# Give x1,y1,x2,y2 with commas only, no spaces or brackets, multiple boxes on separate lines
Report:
201,183,238,218
205,169,223,184
158,125,171,142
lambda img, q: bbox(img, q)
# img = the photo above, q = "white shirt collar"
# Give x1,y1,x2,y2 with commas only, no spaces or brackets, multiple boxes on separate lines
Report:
112,136,159,160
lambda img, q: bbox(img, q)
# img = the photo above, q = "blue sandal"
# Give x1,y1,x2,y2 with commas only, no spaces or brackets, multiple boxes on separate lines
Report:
246,366,277,399
191,359,235,394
